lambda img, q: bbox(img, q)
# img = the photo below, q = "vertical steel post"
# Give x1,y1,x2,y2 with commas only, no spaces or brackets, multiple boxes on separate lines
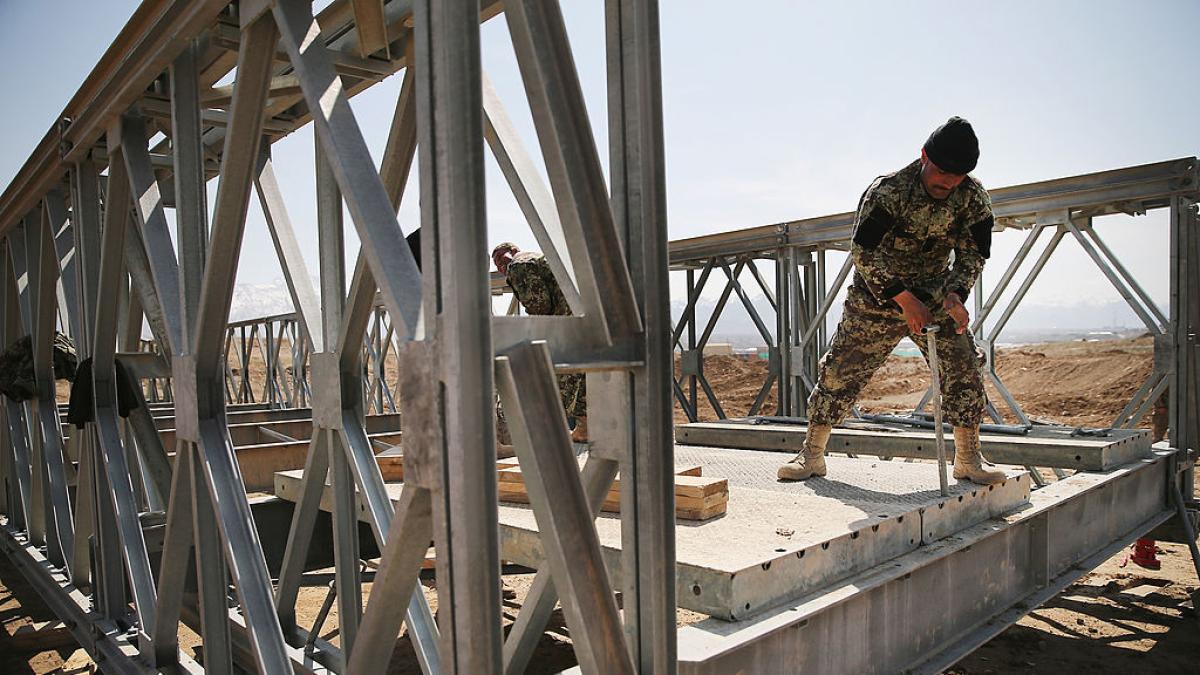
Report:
775,249,791,416
607,0,676,669
802,252,818,412
687,268,698,415
414,0,501,671
1169,197,1198,498
816,249,828,353
789,248,804,416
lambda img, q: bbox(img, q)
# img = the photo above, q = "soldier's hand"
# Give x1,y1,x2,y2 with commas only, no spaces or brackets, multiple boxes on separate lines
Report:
943,293,969,334
893,291,935,334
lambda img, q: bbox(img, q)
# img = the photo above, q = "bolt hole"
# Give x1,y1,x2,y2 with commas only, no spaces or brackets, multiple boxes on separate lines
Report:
957,495,964,502
774,547,786,553
761,561,772,571
850,532,859,539
691,584,702,596
988,485,994,491
745,603,751,611
938,503,945,509
1075,455,1082,462
897,515,904,523
796,550,805,559
872,524,880,532
821,542,830,550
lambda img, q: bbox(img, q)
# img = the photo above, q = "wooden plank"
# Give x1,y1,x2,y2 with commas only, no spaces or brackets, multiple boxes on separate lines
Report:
378,451,516,483
497,467,728,521
674,475,727,498
677,502,727,521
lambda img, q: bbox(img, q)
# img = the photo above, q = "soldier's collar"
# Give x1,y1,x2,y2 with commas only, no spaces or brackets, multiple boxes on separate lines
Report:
906,160,929,202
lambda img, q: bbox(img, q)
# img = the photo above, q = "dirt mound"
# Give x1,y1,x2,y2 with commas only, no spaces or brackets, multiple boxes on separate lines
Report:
675,337,1157,428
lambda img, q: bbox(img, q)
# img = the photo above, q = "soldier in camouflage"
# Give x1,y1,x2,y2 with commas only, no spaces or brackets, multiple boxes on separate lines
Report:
779,117,1007,486
492,243,588,443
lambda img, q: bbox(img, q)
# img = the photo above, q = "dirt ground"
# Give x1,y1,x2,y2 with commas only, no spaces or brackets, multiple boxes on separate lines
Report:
951,542,1199,674
3,336,1196,673
675,336,1159,429
0,551,95,674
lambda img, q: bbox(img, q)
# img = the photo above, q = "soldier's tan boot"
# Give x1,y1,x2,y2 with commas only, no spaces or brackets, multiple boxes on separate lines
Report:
570,415,588,443
952,426,1006,485
777,425,831,481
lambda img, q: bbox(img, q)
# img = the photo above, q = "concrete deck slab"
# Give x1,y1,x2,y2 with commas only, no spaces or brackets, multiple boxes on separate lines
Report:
676,421,1150,471
674,451,1174,675
274,445,1029,620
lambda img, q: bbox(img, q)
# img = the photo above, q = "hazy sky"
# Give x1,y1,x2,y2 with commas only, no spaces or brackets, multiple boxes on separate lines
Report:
1,1,1197,323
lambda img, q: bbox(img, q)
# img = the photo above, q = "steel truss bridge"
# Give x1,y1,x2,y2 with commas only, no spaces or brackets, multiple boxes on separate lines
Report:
0,1,1196,674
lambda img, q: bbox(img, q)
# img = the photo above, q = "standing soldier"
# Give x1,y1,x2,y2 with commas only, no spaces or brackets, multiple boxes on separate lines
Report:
778,116,1006,486
492,242,588,443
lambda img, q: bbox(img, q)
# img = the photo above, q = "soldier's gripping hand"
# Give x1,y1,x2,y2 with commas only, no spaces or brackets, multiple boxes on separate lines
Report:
893,290,935,334
943,292,970,334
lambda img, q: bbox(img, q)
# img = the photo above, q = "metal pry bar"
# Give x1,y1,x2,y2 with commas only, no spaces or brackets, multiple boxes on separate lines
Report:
923,324,950,497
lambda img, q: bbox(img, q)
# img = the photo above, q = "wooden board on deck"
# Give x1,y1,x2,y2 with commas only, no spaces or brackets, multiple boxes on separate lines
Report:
372,449,724,519
375,450,519,482
497,465,727,521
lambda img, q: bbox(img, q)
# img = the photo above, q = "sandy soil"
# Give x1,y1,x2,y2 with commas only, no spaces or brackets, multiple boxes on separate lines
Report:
4,336,1195,673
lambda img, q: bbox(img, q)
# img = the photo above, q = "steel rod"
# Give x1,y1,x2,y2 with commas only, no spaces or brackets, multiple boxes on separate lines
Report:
924,326,949,497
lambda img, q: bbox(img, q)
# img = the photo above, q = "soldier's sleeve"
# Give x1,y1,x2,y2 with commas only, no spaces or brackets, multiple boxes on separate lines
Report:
850,183,908,303
944,186,993,302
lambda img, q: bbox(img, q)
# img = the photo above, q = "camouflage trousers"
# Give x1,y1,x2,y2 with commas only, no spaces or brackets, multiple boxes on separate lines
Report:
558,373,586,419
807,285,986,428
495,373,587,444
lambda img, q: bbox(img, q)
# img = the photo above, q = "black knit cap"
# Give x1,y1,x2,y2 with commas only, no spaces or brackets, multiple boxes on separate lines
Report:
923,116,979,175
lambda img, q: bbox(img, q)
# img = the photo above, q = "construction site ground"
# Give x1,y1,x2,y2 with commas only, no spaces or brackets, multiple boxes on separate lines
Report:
3,336,1197,673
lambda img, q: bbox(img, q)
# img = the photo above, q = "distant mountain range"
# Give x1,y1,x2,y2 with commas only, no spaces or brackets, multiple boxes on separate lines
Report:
225,278,1161,347
230,280,302,322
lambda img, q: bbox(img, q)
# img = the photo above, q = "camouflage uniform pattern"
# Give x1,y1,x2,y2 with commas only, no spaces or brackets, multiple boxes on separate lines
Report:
807,160,992,427
0,333,79,402
504,252,586,419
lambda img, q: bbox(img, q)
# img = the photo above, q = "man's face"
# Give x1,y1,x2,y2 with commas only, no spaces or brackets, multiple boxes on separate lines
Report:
919,150,967,200
493,246,517,275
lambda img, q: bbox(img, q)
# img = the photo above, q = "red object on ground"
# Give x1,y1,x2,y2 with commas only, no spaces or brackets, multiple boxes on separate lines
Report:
1130,538,1162,570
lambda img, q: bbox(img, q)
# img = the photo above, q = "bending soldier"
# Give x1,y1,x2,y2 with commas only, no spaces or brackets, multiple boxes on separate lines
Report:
492,242,588,443
778,116,1006,486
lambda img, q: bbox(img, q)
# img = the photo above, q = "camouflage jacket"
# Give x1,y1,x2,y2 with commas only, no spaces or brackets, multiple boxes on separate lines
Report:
849,159,993,308
506,252,571,317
